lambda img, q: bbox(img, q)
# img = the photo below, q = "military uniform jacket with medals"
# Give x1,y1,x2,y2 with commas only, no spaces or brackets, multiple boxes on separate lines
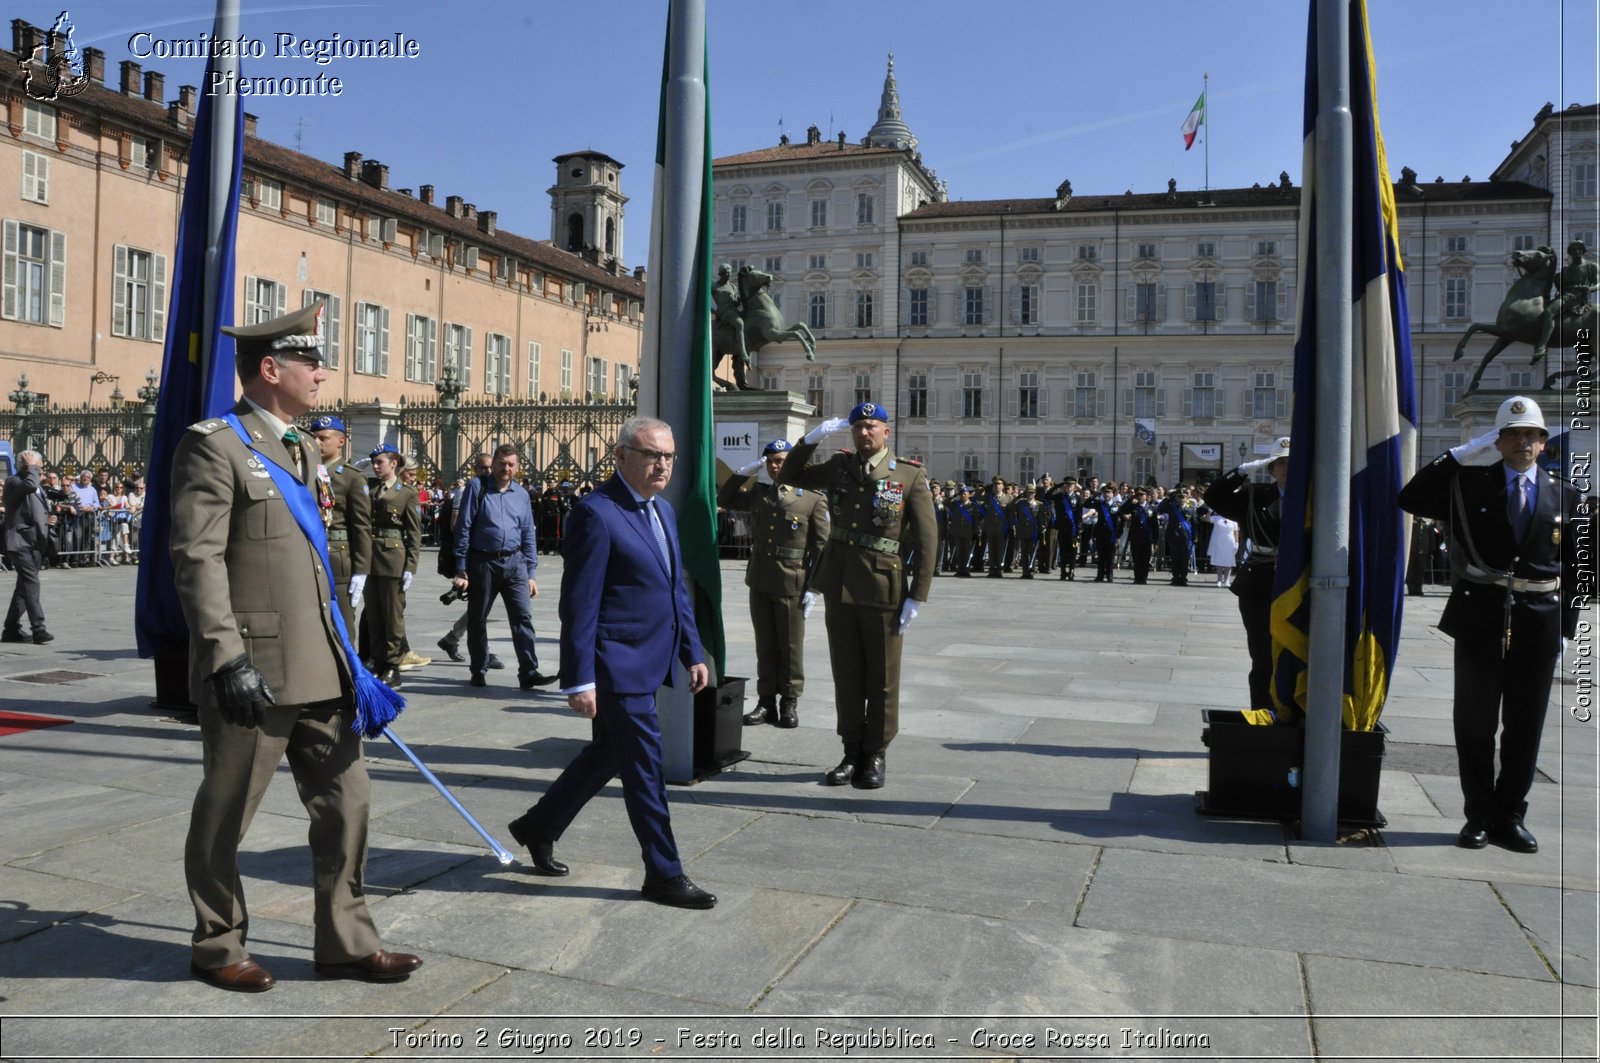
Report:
717,473,829,597
776,443,937,607
367,478,421,578
322,459,371,635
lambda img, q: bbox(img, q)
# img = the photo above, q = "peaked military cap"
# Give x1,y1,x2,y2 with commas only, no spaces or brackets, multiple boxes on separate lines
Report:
847,401,890,424
223,300,327,360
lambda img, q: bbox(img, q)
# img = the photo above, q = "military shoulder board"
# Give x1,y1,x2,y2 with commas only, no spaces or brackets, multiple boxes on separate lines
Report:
900,457,921,466
188,419,226,435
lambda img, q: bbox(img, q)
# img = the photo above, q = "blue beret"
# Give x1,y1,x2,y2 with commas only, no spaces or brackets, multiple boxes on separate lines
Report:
369,443,400,459
762,438,792,455
848,401,890,424
310,415,346,433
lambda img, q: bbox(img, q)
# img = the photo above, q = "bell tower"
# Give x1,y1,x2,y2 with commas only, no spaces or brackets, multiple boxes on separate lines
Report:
549,151,627,270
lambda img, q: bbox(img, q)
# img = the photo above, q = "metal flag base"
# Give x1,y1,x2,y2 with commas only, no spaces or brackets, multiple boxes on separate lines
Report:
381,725,515,865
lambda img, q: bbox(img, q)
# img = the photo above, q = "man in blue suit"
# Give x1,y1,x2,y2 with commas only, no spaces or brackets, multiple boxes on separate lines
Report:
507,416,716,909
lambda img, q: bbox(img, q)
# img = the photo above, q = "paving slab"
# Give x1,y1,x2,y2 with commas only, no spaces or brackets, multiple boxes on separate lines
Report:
1377,811,1595,891
1495,881,1600,988
679,759,974,829
0,864,143,944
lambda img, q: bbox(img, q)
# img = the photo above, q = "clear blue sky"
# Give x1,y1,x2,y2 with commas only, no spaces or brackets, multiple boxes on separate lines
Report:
44,1,1600,262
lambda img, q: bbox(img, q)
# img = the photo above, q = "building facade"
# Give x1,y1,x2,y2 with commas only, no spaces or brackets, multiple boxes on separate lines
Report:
0,17,644,412
714,61,1596,486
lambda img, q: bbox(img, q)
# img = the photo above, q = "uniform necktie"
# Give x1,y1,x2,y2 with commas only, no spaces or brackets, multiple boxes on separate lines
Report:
283,430,304,478
645,499,672,572
1509,474,1532,541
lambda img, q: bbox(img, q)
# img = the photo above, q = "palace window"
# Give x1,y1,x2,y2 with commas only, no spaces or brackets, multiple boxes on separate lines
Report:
112,246,167,342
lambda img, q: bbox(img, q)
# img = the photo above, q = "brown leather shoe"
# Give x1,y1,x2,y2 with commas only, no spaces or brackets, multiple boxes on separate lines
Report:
191,958,276,993
314,949,422,982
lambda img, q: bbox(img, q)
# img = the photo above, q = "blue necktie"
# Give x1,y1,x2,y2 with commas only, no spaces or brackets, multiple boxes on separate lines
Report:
1509,475,1532,541
645,499,672,572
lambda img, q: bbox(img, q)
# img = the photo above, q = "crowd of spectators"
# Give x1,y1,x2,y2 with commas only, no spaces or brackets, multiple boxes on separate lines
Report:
0,465,146,570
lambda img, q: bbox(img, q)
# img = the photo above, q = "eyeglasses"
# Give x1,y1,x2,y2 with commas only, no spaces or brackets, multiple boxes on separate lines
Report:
624,445,677,465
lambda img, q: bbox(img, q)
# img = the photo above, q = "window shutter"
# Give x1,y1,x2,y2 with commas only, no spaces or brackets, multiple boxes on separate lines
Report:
1276,389,1287,418
929,388,938,417
462,326,472,378
243,274,258,321
1246,284,1256,320
1158,284,1168,321
900,289,909,324
47,229,65,327
21,153,34,201
379,307,390,376
112,244,129,337
2,219,16,320
900,388,910,416
1123,388,1133,416
1185,283,1196,321
1215,283,1227,320
274,281,286,317
982,386,993,418
1097,387,1107,417
1007,390,1018,418
1182,387,1193,416
151,253,167,342
322,294,339,367
1277,285,1288,321
1038,387,1049,417
1156,389,1167,417
1126,284,1137,321
1009,283,1020,325
428,318,439,381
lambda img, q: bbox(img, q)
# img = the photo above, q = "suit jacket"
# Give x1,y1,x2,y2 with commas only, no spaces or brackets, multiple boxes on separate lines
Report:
1398,453,1581,649
169,401,348,708
717,473,829,596
367,479,421,578
3,465,49,553
558,475,704,695
776,442,938,607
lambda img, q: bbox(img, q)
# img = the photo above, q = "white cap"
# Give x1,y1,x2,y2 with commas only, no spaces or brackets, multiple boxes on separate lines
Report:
1494,395,1547,436
1267,436,1292,462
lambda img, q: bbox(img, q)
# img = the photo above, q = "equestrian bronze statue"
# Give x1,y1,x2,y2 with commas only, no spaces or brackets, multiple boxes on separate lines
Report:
1453,242,1596,394
710,265,817,391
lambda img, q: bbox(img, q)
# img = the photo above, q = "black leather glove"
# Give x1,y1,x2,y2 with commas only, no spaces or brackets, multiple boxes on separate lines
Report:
209,653,276,727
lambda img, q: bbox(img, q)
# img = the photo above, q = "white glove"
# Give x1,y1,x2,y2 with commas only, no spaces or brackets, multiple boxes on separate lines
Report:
1449,429,1502,467
803,417,851,445
801,590,820,619
896,599,920,635
1237,457,1274,474
347,574,367,608
401,571,414,593
735,458,763,476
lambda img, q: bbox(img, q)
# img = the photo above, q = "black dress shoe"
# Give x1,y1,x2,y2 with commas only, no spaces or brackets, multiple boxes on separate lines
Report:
314,949,422,982
31,629,53,644
1,628,26,643
1489,819,1539,853
191,957,275,992
507,816,569,875
379,668,402,690
777,697,799,728
641,873,716,909
743,701,773,726
824,750,858,786
520,671,558,690
436,636,465,662
485,654,505,670
855,751,886,789
469,672,487,687
1457,822,1489,849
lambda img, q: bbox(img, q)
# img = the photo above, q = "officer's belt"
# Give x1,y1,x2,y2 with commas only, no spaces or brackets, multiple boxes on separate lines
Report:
760,545,807,561
327,529,349,542
1457,563,1559,594
374,528,404,540
829,528,899,554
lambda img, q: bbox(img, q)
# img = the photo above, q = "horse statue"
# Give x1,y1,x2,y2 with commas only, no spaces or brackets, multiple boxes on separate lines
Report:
710,265,817,391
1453,245,1595,393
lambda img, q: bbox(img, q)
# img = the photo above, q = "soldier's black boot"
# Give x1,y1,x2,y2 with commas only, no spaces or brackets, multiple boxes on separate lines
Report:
743,697,775,726
824,747,859,786
856,751,886,789
777,696,799,728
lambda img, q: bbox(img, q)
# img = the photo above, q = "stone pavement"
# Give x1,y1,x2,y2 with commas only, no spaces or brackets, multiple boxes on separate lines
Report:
0,559,1594,1062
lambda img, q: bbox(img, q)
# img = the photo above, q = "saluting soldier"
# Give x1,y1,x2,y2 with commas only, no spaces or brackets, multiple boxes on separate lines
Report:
946,484,977,577
1087,485,1119,582
1399,397,1581,854
1049,479,1080,581
170,301,420,992
931,480,949,574
718,439,830,728
362,443,421,689
310,415,371,638
1035,474,1056,575
1119,488,1156,584
1009,486,1044,579
775,402,937,789
980,478,1012,578
1156,485,1194,587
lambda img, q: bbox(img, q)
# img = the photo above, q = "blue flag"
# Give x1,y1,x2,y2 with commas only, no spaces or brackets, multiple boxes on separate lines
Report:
1269,0,1418,730
134,52,243,659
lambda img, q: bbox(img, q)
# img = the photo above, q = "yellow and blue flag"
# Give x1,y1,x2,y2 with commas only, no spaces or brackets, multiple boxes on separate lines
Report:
1270,0,1417,730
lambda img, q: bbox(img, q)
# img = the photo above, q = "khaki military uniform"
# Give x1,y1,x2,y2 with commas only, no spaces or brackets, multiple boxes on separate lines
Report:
169,401,380,970
717,473,829,702
362,477,421,673
322,460,371,638
775,442,936,753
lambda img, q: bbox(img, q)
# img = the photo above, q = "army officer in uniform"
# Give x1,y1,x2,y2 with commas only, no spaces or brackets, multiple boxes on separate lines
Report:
775,401,937,789
310,415,371,638
719,438,830,729
363,443,421,689
170,301,419,992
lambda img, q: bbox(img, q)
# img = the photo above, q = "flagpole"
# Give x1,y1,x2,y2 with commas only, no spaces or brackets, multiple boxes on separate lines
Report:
1203,72,1209,194
1302,0,1355,843
199,0,239,402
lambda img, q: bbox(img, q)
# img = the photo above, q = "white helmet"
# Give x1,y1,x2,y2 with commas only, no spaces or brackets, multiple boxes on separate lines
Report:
1267,436,1292,462
1494,395,1547,436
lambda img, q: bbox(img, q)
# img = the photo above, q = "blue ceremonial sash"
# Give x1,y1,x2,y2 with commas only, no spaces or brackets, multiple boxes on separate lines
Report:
222,413,403,738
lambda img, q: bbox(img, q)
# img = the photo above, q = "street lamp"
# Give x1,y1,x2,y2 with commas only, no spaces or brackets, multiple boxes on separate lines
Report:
109,384,125,410
89,369,119,407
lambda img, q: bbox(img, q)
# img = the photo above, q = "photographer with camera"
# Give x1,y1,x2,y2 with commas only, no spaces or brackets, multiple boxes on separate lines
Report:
451,444,556,690
41,471,77,566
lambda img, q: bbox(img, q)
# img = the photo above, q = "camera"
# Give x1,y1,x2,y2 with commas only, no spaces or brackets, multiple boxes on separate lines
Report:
440,585,468,606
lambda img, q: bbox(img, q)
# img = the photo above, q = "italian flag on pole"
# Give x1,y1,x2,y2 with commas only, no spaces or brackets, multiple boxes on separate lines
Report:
1181,91,1206,150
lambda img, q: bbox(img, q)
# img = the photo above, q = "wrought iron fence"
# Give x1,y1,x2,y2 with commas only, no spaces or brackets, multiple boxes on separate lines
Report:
0,404,157,479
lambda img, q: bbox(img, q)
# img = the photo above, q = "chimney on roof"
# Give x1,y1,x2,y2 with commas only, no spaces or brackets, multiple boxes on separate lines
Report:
82,46,104,84
243,112,257,138
446,195,464,218
464,202,477,221
360,158,388,190
806,124,821,144
179,85,197,110
837,130,847,149
779,133,789,146
343,151,362,179
479,210,497,236
120,60,142,96
11,19,43,59
143,71,164,103
634,265,646,282
419,184,434,205
397,188,412,197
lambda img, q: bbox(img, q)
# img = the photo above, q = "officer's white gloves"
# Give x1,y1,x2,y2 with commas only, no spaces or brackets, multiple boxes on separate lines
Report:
401,571,414,593
896,599,921,635
801,590,820,619
803,417,851,445
347,574,367,607
1449,429,1502,467
735,458,764,477
1237,456,1275,475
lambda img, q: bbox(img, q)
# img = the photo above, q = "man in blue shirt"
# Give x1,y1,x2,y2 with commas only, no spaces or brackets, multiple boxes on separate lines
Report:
451,444,557,690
